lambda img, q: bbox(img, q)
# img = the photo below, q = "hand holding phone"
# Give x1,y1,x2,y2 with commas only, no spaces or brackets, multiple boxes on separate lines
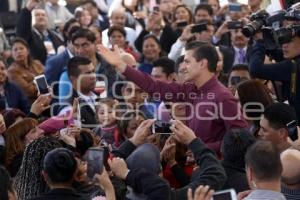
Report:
191,23,208,33
227,21,243,29
86,147,104,180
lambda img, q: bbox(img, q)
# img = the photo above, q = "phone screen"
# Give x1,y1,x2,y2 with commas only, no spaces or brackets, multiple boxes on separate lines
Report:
35,76,49,94
227,21,243,29
86,148,104,180
229,3,242,12
153,121,172,134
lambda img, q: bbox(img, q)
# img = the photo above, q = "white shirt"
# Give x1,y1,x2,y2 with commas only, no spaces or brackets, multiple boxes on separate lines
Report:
102,26,137,48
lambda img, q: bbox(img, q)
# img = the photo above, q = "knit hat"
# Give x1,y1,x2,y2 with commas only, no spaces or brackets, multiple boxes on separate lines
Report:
43,148,77,183
126,143,161,175
14,137,62,200
221,128,256,167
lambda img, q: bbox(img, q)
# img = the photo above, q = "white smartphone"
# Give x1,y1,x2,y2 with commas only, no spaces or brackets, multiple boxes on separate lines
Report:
212,189,237,200
34,75,49,95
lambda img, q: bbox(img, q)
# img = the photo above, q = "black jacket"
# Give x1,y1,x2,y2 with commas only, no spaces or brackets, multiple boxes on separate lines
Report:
221,160,249,193
134,25,178,54
29,188,87,200
16,8,64,65
219,45,252,73
249,39,300,124
113,138,227,200
0,0,22,12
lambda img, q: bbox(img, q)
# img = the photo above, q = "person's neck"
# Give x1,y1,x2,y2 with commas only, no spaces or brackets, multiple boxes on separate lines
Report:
34,25,47,33
79,90,93,96
277,142,291,153
16,59,29,68
233,44,247,50
251,6,260,13
90,54,98,69
194,73,214,88
255,180,281,192
152,29,161,36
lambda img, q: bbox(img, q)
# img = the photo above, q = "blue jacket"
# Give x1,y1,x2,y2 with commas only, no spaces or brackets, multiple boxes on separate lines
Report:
45,49,71,86
0,81,30,114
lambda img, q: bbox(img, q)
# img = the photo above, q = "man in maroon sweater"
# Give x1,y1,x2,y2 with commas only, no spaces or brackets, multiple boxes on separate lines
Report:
99,42,248,155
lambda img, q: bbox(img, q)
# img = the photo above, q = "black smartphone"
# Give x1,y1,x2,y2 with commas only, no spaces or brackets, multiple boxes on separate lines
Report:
229,3,242,12
86,147,104,180
177,21,188,27
191,23,207,33
153,6,159,12
227,21,243,29
34,75,49,94
230,76,241,85
152,120,172,134
287,120,298,141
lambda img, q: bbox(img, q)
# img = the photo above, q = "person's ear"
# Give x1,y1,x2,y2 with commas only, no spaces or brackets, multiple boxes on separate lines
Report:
278,128,289,141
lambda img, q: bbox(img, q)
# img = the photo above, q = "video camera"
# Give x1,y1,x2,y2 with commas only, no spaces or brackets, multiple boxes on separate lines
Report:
241,5,300,51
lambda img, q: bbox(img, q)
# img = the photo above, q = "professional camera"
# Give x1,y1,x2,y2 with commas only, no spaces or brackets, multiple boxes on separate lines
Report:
242,10,269,37
275,25,300,45
261,10,287,50
285,8,300,21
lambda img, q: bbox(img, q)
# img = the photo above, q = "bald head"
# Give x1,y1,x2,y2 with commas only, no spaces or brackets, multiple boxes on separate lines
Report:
281,149,300,185
110,8,127,27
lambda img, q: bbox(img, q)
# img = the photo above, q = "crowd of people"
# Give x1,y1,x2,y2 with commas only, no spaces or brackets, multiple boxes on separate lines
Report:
0,0,300,199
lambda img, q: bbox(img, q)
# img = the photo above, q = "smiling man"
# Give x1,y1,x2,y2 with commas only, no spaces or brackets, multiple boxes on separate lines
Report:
98,41,248,155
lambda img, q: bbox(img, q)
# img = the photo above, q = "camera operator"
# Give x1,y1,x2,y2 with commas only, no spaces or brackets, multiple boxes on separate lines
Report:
249,22,300,124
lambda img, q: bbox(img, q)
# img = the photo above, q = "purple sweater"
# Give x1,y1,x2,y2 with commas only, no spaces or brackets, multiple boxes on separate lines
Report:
123,67,248,154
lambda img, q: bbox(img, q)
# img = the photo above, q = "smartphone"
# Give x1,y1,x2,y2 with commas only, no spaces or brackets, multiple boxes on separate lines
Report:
34,75,49,95
191,23,207,33
86,147,104,180
229,3,242,12
230,76,241,86
212,189,237,200
177,21,188,27
153,6,160,12
152,120,172,134
287,120,298,141
227,21,243,29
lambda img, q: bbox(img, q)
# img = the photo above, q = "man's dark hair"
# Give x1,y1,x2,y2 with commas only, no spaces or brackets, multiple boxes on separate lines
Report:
71,28,96,43
63,18,79,41
185,41,218,72
175,55,185,73
263,103,297,130
43,148,77,184
81,0,97,8
108,25,126,38
68,26,81,42
221,129,256,167
152,57,175,77
67,56,91,78
195,4,213,16
245,140,282,181
231,64,250,72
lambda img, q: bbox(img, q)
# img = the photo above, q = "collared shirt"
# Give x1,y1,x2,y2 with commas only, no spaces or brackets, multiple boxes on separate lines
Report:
245,189,286,200
123,66,248,155
233,46,248,65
